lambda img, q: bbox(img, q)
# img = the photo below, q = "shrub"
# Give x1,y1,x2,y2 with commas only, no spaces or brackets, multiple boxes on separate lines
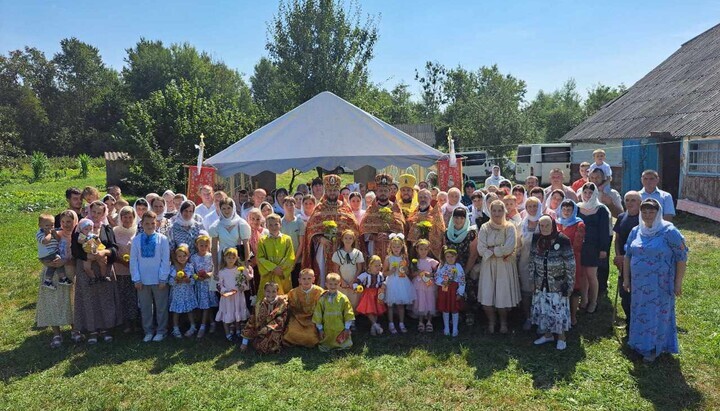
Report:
30,151,49,181
78,153,91,178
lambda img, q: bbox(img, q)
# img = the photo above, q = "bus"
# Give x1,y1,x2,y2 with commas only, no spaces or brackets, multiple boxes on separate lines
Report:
514,143,572,185
458,151,491,181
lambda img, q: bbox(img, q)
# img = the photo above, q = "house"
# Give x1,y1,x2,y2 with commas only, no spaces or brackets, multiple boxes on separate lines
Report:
104,152,130,188
562,23,720,221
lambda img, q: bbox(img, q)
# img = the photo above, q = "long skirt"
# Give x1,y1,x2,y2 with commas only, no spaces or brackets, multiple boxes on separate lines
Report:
531,290,570,334
73,260,123,333
35,265,74,328
116,275,139,323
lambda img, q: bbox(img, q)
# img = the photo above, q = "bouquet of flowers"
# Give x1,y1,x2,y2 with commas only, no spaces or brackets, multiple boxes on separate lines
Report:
193,269,211,281
122,253,130,263
354,284,364,294
235,266,248,289
417,220,433,239
175,270,190,284
322,220,338,242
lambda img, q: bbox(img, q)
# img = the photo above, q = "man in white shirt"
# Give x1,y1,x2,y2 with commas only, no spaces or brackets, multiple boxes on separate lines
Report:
202,190,228,230
543,168,578,202
241,188,266,219
639,169,675,221
588,169,624,218
195,185,215,220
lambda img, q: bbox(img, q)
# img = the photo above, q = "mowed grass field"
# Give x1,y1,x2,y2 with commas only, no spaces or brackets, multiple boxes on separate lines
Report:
0,161,718,410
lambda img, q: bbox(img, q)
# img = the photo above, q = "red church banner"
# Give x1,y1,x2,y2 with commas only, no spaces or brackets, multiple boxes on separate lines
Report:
437,157,463,192
187,166,216,205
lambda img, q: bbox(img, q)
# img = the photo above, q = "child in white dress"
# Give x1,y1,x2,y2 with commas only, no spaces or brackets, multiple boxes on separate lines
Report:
216,248,253,342
382,233,415,334
331,229,365,309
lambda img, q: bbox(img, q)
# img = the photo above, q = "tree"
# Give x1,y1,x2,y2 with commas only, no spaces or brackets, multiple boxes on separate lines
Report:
525,79,584,143
415,61,447,124
253,0,379,120
585,83,626,117
449,65,530,165
117,79,255,193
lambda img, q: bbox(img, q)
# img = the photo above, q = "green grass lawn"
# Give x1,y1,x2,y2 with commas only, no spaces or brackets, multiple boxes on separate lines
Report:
0,161,718,410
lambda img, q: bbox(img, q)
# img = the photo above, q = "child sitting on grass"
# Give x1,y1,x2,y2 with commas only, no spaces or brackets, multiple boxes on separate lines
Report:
240,282,289,354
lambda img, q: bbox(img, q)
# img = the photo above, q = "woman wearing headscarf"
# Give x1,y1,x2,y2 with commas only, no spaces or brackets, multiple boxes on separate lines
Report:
133,198,149,229
273,188,288,217
512,185,527,213
162,190,177,218
623,199,688,362
208,197,251,268
577,183,610,314
475,192,499,228
71,200,123,344
442,187,466,227
150,197,171,237
461,180,476,207
445,207,479,325
169,200,205,256
517,196,542,330
37,209,79,348
557,199,586,326
530,216,575,350
546,189,566,221
477,199,521,334
113,206,139,332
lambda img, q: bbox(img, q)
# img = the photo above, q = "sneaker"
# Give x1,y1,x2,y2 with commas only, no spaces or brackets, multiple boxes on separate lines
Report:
370,325,377,336
452,329,459,337
522,319,532,331
398,322,407,333
388,323,398,335
196,327,206,339
172,328,182,339
534,335,554,345
374,323,384,335
444,327,451,336
226,333,234,342
143,333,154,343
152,333,166,342
184,326,197,337
42,279,56,290
58,277,73,286
556,340,567,351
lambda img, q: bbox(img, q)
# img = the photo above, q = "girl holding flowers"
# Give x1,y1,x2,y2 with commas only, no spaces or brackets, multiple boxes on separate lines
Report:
191,232,219,338
412,239,439,332
169,244,198,338
353,255,387,335
216,248,252,341
382,233,415,334
331,229,365,309
435,248,466,337
113,206,139,333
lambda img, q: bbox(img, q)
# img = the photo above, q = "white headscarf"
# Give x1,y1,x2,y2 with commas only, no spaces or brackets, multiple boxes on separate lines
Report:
639,199,671,237
218,199,243,229
114,206,138,238
175,200,197,228
520,198,543,237
578,184,602,211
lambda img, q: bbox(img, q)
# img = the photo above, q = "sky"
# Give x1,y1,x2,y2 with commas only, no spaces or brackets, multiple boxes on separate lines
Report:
1,0,719,100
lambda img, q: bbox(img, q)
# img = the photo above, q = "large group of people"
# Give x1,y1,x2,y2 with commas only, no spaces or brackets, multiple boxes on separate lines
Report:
34,156,688,362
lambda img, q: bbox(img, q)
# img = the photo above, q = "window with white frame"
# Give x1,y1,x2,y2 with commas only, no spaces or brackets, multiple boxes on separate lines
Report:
688,139,720,176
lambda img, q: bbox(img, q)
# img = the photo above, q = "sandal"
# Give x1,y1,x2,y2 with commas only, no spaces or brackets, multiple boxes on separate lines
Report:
87,333,98,345
417,322,426,333
50,335,62,349
425,321,434,333
388,323,398,335
100,331,113,342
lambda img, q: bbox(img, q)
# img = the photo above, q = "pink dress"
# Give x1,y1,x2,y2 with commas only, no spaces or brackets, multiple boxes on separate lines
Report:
413,257,439,316
215,267,251,323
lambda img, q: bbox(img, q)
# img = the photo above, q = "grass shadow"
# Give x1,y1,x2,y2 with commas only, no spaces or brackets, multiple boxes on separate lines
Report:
620,342,704,410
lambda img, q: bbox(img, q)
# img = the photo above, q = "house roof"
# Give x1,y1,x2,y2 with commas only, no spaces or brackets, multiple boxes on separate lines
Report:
205,92,443,177
104,152,130,161
563,23,720,142
393,123,436,146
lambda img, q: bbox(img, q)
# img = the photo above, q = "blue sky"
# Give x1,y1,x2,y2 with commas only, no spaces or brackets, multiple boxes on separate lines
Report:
1,0,718,100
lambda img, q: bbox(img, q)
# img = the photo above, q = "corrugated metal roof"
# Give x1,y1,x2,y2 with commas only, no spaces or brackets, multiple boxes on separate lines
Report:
563,23,720,142
104,152,131,161
393,123,436,146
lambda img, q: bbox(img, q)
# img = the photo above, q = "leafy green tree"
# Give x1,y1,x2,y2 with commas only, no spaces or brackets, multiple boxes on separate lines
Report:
525,79,584,143
117,79,256,193
252,0,379,120
414,61,447,124
585,83,626,117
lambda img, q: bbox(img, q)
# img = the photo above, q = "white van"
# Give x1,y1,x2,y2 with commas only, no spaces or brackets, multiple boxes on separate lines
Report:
458,151,491,181
514,143,572,185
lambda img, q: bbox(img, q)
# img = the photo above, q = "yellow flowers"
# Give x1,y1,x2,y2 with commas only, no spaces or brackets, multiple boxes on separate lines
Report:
322,220,338,229
417,221,432,229
237,266,245,272
355,285,364,294
411,258,418,264
391,262,399,268
122,254,130,262
192,274,199,280
176,270,185,278
379,207,392,216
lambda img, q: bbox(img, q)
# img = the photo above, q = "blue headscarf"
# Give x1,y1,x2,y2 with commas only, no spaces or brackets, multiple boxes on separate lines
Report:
558,199,583,228
446,207,470,243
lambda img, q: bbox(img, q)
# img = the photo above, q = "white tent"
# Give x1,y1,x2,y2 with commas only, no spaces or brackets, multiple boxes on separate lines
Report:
205,91,443,177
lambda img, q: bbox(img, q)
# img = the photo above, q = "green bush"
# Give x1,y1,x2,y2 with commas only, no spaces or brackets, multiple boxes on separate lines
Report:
78,153,91,178
30,152,49,181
